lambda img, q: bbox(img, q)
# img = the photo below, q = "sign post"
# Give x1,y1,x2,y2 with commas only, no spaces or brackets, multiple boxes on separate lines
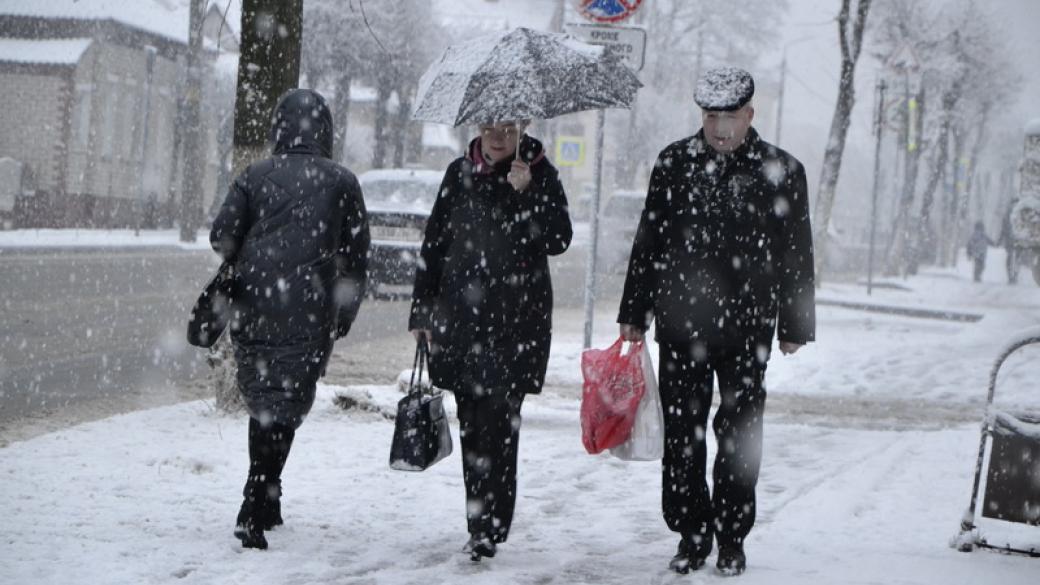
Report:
564,23,646,72
566,5,646,349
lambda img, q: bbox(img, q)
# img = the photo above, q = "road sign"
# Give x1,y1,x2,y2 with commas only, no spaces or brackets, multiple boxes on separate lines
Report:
577,0,643,23
555,136,586,167
886,43,920,72
564,23,647,72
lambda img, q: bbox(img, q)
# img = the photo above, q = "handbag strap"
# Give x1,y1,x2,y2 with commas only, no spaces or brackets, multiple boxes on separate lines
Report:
408,338,429,397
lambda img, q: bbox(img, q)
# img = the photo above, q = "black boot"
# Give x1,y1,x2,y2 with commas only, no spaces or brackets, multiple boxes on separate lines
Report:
261,480,283,530
669,533,710,574
716,544,746,576
234,495,268,550
463,536,497,561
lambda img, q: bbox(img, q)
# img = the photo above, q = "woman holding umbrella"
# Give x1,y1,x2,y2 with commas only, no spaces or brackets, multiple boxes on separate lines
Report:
408,119,572,561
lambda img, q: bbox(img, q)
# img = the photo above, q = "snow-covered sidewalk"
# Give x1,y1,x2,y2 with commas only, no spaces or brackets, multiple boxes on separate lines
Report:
4,255,1040,584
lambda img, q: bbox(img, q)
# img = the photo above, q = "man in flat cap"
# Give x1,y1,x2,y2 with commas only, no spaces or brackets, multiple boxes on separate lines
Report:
617,66,815,576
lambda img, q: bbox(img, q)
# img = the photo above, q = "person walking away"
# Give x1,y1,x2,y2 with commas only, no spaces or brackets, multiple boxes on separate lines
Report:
966,221,995,282
210,88,370,549
409,119,572,561
997,199,1019,284
617,67,816,576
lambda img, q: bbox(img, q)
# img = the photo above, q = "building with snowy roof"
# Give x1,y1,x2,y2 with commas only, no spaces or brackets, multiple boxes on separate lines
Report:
0,0,237,228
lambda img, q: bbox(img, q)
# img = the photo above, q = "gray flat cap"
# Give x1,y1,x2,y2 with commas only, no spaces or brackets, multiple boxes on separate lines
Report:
694,66,755,111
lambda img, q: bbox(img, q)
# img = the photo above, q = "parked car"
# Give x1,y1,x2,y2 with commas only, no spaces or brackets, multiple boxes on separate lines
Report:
597,189,645,272
358,168,443,297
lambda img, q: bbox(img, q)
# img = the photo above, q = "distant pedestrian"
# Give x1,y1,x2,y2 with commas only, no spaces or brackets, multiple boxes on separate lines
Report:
997,199,1019,284
966,221,995,282
409,119,572,561
618,66,816,576
210,89,370,550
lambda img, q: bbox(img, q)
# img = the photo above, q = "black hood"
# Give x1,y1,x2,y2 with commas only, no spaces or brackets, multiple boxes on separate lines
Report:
270,88,334,158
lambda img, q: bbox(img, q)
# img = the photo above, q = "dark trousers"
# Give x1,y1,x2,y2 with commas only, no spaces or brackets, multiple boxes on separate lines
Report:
658,341,768,551
973,257,986,282
243,417,296,507
453,391,525,543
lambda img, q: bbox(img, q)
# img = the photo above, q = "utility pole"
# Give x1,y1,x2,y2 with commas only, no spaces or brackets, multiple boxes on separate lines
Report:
774,36,819,147
867,79,886,295
178,0,206,242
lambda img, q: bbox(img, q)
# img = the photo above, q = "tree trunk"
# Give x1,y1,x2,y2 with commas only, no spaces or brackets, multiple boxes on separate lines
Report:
392,88,413,168
811,0,872,284
216,0,303,414
372,82,392,169
332,74,352,165
232,0,303,178
178,0,206,242
883,85,926,276
958,105,991,251
938,129,962,267
909,78,962,272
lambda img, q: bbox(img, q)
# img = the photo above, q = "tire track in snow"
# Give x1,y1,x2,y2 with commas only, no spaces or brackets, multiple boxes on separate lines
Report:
756,428,907,527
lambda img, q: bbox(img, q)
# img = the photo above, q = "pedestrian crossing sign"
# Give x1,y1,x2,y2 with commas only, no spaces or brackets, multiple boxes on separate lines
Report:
555,137,586,167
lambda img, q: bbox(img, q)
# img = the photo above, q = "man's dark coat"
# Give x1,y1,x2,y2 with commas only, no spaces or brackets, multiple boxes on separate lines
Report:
618,128,815,348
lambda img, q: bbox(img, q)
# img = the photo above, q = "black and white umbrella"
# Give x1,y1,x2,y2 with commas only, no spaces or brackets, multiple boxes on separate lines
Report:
412,27,642,126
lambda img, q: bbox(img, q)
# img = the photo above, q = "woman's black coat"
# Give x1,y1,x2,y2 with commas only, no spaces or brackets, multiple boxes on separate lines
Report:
210,89,370,428
409,135,572,396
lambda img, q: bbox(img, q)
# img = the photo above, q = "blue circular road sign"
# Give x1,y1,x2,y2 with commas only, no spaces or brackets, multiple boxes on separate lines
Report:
578,0,643,24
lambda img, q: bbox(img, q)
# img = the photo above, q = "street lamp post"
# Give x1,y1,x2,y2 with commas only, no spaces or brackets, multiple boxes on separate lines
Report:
867,78,886,295
775,49,786,145
774,36,817,146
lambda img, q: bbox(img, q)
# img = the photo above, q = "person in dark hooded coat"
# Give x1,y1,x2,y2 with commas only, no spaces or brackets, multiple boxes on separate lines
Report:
618,67,815,576
409,119,572,560
966,220,995,282
210,88,370,550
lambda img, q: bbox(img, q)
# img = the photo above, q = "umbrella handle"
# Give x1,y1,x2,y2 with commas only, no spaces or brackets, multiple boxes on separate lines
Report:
516,129,522,160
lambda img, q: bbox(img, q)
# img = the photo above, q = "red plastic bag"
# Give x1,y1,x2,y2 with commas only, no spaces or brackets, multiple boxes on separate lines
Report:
580,337,647,454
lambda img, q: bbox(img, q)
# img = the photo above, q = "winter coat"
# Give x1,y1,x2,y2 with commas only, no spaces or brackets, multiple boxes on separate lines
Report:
409,135,572,396
210,89,370,428
966,229,993,262
618,128,815,349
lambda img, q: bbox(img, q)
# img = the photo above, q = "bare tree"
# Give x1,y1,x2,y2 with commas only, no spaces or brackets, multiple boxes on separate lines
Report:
302,0,445,170
231,0,303,178
615,0,788,189
302,1,367,165
871,0,932,275
812,0,873,284
873,0,1020,274
178,0,207,243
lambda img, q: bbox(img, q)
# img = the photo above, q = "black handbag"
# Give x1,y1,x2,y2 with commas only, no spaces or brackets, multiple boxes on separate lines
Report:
389,339,453,471
186,261,235,348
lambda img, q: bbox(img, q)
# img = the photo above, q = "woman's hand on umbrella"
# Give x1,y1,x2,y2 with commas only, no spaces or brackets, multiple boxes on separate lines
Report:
508,160,531,192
